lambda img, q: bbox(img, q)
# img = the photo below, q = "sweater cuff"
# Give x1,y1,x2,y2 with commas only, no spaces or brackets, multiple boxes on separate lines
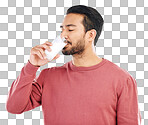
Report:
24,60,40,75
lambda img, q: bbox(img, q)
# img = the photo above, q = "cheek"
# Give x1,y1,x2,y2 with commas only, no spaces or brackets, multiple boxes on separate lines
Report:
67,32,78,41
68,29,85,43
70,30,85,38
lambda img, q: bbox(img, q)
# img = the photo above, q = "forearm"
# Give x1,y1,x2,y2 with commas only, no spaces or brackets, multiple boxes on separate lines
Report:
6,61,39,114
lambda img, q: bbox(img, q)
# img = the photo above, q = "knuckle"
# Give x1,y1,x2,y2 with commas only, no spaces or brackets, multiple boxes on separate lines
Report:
40,44,47,49
42,44,48,48
45,41,49,43
45,41,52,45
37,50,40,54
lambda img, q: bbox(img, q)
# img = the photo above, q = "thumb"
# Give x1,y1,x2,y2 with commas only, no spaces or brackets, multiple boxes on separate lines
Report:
52,54,60,60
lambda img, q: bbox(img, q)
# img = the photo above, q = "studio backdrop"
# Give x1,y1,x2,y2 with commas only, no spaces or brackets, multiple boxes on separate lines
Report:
0,0,147,125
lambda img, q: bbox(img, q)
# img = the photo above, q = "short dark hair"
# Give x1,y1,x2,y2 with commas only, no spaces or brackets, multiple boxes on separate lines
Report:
66,5,104,46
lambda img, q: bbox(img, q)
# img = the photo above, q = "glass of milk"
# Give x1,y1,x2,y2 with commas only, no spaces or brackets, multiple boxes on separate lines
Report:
45,35,67,61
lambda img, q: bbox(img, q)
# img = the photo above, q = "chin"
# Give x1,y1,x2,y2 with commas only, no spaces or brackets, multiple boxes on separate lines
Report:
62,51,71,55
62,48,72,55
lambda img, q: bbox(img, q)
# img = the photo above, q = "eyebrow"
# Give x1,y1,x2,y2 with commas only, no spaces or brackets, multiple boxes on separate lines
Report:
60,24,77,28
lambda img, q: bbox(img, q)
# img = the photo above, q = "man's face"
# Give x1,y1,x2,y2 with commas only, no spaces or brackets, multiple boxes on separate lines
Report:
60,13,87,55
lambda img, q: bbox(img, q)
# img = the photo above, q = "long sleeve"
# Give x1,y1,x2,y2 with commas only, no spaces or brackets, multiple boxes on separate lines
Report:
117,75,142,125
6,60,46,114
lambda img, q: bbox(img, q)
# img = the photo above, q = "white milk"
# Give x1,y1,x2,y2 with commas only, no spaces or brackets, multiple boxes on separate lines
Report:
45,36,67,61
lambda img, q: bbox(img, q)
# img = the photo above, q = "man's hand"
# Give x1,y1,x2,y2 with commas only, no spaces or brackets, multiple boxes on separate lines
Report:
29,41,60,67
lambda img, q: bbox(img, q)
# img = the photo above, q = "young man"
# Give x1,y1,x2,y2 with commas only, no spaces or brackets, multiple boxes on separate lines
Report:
6,5,141,125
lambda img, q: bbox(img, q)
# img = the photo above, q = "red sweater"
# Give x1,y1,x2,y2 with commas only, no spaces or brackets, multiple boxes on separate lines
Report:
6,58,141,125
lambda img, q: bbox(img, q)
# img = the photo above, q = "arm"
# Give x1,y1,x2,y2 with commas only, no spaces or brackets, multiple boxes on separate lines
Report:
117,75,141,125
5,60,46,114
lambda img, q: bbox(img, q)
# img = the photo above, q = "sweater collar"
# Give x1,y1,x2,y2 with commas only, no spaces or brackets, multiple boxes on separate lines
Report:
68,58,108,71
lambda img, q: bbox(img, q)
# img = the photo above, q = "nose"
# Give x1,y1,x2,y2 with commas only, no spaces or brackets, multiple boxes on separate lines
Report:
61,29,68,39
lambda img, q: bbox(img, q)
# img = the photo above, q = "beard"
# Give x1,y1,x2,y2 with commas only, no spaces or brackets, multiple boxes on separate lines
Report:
62,38,85,56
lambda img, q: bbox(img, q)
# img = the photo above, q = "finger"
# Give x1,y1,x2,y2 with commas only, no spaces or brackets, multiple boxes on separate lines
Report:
38,44,52,52
35,47,47,59
32,48,44,59
52,54,60,60
44,41,53,46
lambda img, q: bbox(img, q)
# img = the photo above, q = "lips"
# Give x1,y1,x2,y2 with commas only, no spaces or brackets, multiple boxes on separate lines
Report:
66,43,70,46
65,42,71,47
65,40,71,45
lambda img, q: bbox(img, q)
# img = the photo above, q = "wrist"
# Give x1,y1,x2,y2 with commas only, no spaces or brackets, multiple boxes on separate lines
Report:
28,60,40,67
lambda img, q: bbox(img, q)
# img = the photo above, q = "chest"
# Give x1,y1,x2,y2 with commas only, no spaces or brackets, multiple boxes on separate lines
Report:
43,72,117,109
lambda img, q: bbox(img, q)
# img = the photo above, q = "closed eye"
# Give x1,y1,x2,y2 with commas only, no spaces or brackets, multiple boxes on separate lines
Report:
60,29,74,33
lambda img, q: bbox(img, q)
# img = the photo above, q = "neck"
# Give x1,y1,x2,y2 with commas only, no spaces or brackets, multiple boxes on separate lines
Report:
72,46,102,67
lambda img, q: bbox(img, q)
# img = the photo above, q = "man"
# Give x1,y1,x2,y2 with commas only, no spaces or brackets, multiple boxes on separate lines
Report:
6,5,141,125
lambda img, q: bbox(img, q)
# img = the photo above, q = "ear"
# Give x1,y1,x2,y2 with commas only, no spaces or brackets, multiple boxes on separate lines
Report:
86,29,97,42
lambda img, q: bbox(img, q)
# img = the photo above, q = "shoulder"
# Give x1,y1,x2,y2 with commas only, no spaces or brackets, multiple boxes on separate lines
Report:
105,59,133,80
105,60,137,94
